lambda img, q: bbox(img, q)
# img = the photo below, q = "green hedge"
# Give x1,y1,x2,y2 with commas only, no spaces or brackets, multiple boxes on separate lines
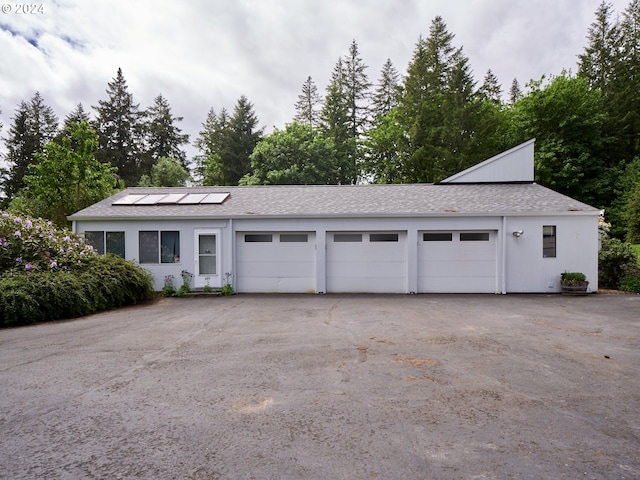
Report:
0,255,154,327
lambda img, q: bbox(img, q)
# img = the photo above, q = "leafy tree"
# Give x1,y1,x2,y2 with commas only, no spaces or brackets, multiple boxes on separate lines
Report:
363,107,410,183
625,181,640,243
17,121,119,226
294,76,322,128
371,58,401,119
507,73,608,206
240,122,338,185
1,92,59,204
142,94,190,171
92,68,145,186
138,156,190,187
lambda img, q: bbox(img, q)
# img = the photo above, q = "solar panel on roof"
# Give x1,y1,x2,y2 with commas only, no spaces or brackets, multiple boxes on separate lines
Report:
135,194,168,205
200,193,230,204
178,193,209,204
156,193,187,204
112,194,147,205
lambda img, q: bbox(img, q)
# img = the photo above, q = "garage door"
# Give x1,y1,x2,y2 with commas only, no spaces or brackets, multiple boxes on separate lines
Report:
236,232,316,293
326,232,406,293
418,231,497,293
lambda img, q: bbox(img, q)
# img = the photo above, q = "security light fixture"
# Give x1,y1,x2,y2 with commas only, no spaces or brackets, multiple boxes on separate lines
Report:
512,230,524,237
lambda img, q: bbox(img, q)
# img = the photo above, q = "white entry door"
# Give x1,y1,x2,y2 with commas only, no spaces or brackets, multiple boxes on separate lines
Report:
194,229,222,288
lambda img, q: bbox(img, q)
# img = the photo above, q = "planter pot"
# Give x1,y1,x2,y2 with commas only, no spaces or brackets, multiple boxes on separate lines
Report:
561,281,589,296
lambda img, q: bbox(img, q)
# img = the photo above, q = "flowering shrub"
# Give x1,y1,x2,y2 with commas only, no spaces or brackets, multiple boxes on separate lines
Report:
1,210,97,273
0,210,154,326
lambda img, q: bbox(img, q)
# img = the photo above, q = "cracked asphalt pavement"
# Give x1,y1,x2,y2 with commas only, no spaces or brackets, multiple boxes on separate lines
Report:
1,293,639,479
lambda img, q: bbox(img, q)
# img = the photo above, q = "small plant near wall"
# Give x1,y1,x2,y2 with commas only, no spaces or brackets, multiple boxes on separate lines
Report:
161,274,176,297
220,272,235,296
560,271,589,295
203,276,212,293
176,270,194,296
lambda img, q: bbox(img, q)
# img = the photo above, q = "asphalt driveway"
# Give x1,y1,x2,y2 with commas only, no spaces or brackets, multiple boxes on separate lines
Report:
1,293,639,479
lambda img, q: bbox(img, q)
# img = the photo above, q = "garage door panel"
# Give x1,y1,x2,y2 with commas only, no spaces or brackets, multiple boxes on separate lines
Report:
237,232,315,293
418,231,497,293
326,232,406,293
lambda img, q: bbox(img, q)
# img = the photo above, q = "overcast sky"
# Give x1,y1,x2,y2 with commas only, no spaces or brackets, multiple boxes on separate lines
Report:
0,0,631,162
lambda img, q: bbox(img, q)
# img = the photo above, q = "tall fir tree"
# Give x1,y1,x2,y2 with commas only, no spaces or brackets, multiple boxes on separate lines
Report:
142,94,190,175
92,68,145,186
294,76,322,128
478,69,502,104
197,97,262,185
320,58,354,184
63,103,91,132
342,40,372,138
194,107,230,185
371,58,401,119
1,92,58,203
509,78,522,104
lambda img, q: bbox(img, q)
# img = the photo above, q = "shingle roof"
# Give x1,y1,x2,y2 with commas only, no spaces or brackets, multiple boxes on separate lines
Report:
68,183,600,221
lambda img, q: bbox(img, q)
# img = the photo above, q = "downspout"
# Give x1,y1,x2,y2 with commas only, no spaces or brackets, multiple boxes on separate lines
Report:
229,218,235,290
71,220,77,234
501,216,507,294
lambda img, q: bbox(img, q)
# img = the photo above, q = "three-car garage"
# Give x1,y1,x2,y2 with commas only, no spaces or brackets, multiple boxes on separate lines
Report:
234,229,497,294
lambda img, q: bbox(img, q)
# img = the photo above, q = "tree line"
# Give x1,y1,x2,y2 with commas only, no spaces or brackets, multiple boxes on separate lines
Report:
1,1,640,241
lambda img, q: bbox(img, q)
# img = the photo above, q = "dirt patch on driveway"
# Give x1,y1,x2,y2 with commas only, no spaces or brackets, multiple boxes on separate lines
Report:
1,294,639,479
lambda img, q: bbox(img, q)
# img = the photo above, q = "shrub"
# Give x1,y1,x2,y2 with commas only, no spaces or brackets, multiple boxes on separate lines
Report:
619,269,640,293
561,272,587,284
0,210,154,326
598,236,639,289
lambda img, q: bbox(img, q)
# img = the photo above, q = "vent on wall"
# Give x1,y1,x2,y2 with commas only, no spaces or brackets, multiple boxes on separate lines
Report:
113,192,230,206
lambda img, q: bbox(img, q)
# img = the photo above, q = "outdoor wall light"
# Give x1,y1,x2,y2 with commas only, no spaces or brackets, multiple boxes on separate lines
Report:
512,230,524,237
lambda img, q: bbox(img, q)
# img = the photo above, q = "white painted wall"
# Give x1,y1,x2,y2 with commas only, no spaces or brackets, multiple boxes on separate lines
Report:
74,213,598,294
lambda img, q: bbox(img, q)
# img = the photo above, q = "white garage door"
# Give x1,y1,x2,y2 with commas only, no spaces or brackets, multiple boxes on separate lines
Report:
236,232,316,293
418,231,497,293
326,232,406,293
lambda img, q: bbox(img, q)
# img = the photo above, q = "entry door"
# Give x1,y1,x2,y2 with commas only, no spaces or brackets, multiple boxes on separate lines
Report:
194,229,222,288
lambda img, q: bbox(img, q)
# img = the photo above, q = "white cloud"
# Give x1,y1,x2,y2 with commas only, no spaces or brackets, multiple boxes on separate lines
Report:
0,0,632,164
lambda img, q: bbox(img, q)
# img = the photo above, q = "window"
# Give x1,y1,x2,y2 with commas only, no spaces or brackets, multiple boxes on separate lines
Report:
139,231,180,264
85,231,104,254
198,234,217,275
334,233,363,242
245,234,273,242
280,234,308,243
106,232,125,258
460,232,490,241
370,233,399,242
85,231,125,258
423,232,453,242
543,225,556,258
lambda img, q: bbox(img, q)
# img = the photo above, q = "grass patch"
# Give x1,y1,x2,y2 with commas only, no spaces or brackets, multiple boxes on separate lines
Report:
634,245,640,265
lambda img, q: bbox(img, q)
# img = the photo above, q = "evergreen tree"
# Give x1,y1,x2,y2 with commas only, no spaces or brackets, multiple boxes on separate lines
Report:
92,68,145,186
578,1,621,93
197,97,262,185
63,103,91,132
320,58,354,184
478,69,502,104
372,58,401,119
1,92,59,203
343,40,372,138
294,76,322,127
142,94,190,172
617,0,640,160
509,78,522,104
194,107,230,185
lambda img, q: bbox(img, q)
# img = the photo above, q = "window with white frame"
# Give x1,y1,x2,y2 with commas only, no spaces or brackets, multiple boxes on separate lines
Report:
139,231,180,264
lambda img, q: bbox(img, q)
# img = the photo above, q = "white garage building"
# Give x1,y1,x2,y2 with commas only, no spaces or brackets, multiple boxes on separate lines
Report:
69,140,600,294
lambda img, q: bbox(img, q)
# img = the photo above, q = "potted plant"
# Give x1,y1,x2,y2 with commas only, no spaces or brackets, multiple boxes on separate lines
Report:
560,272,589,295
